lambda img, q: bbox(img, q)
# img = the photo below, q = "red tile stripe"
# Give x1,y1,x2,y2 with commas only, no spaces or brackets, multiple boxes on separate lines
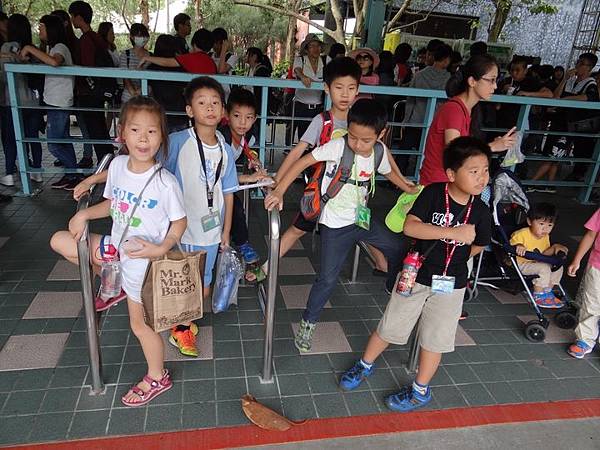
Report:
9,398,600,450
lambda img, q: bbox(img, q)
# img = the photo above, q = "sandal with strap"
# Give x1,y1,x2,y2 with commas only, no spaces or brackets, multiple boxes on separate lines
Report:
121,369,173,407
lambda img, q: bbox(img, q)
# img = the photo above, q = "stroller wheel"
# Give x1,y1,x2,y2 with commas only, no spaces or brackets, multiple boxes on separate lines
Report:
525,321,546,342
554,311,577,330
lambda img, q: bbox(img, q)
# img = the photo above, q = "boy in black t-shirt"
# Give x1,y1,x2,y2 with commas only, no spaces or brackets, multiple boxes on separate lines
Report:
339,136,492,412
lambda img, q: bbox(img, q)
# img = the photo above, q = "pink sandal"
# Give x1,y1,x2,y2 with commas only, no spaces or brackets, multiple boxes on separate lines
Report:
121,369,173,407
95,289,127,312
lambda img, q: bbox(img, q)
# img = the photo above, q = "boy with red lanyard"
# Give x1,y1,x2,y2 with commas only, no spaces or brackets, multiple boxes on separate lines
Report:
339,137,492,412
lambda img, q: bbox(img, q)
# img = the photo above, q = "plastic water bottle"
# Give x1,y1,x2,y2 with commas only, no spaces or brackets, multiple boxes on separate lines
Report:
395,251,421,297
100,244,122,300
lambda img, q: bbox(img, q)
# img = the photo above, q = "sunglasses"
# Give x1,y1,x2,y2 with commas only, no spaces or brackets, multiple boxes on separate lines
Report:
356,54,373,61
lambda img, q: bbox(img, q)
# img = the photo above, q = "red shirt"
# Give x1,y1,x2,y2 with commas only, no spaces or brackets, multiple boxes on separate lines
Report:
419,97,471,186
175,51,217,74
79,30,107,67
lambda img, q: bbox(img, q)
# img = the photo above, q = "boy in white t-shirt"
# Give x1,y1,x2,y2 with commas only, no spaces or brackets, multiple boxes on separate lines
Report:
164,77,239,357
265,99,417,352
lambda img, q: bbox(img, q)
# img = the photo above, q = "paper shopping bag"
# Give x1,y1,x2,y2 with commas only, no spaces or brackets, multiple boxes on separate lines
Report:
141,249,205,332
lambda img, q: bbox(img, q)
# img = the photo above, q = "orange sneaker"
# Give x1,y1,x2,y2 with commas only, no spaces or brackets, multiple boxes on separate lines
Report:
169,325,199,357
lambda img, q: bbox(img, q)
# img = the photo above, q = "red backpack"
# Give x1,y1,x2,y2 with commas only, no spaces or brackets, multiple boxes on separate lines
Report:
300,133,385,222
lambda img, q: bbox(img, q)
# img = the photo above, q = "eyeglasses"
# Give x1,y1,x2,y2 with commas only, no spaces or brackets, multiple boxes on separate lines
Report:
356,54,373,61
480,77,498,85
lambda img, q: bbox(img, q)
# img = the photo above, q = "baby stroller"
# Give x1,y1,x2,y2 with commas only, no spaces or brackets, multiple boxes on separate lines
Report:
466,169,577,342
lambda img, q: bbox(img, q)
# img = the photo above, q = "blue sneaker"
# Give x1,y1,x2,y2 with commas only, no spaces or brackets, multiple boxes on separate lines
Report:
385,385,432,412
238,242,259,264
339,360,374,391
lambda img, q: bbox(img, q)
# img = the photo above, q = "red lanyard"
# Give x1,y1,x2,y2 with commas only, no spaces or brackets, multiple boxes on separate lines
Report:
443,183,473,276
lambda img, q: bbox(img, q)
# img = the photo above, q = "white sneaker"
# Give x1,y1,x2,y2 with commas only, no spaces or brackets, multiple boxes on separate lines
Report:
0,174,15,187
30,172,43,183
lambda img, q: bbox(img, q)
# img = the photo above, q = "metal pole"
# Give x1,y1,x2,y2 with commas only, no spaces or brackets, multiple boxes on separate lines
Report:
243,187,250,228
260,207,280,384
77,154,112,395
406,327,420,373
351,244,360,283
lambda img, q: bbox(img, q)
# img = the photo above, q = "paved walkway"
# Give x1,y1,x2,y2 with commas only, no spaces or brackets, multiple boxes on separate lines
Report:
0,150,599,447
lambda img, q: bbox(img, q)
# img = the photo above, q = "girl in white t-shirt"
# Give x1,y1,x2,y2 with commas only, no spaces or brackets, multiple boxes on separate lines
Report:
50,96,188,407
20,14,79,189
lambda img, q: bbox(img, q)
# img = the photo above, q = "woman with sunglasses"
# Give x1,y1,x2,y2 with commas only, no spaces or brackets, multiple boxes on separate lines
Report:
350,47,380,101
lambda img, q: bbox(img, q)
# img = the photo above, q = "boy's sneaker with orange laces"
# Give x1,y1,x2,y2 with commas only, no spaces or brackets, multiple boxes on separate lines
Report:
169,323,200,357
567,340,594,359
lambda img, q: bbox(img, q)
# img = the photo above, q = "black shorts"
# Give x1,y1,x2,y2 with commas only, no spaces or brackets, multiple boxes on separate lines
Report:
292,211,317,233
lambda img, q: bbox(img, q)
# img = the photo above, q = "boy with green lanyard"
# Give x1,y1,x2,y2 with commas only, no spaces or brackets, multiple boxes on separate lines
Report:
265,99,417,352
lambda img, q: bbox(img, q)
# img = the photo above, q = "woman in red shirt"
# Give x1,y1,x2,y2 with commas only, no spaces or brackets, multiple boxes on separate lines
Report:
419,54,517,186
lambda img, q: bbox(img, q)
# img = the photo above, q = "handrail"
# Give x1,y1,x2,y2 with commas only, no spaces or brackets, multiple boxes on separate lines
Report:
76,153,112,395
259,204,281,383
6,63,600,202
259,201,280,384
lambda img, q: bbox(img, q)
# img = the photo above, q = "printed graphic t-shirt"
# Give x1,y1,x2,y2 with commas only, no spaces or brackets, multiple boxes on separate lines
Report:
103,155,186,249
408,182,492,288
311,137,391,229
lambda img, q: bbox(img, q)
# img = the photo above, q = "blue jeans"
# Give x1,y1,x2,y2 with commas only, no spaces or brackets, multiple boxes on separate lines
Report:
302,220,404,324
76,111,93,159
47,109,76,169
0,106,44,174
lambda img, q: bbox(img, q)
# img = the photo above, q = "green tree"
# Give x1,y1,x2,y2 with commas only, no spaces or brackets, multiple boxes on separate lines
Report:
186,0,289,58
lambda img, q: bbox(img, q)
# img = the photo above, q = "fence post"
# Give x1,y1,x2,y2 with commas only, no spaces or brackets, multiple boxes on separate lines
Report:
415,98,437,182
6,71,31,195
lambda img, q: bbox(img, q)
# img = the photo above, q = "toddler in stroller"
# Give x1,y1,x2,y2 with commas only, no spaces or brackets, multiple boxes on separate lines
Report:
509,202,568,309
467,169,576,342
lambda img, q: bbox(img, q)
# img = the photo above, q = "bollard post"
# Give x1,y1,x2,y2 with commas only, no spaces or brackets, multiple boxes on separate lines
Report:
77,154,112,395
260,207,280,384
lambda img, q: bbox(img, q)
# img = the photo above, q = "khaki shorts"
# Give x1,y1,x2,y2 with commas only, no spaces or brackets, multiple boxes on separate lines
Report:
377,282,465,353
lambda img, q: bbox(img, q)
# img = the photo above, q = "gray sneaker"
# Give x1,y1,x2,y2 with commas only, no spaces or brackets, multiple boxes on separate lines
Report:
294,318,316,353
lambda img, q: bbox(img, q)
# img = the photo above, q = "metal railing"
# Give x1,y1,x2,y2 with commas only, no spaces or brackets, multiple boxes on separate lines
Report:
76,153,112,395
6,63,600,202
258,205,280,384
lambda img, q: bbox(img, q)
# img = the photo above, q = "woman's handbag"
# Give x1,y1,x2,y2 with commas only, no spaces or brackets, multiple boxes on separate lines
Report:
141,247,205,332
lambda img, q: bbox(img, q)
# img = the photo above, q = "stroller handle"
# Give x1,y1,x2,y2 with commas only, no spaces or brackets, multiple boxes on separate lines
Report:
503,244,567,268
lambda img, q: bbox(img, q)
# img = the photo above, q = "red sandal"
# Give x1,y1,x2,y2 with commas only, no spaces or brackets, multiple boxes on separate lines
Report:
121,369,172,407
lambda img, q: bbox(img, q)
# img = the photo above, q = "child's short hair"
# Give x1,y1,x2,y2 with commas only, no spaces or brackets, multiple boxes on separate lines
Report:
191,28,214,52
527,202,557,222
119,96,169,160
226,88,257,113
323,56,362,85
510,55,528,69
347,98,387,135
184,76,225,105
443,136,491,172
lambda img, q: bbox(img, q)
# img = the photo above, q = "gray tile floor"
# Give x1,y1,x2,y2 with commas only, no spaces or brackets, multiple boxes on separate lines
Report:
1,153,600,446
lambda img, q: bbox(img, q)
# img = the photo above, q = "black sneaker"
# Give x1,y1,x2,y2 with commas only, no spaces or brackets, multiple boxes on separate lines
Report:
77,157,93,169
53,159,64,167
51,175,72,189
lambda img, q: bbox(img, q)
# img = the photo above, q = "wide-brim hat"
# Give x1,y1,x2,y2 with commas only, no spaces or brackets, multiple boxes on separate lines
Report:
350,47,380,70
300,33,324,53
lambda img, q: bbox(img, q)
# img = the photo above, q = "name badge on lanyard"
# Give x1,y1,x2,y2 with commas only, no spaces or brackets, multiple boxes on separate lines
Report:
431,183,473,294
195,131,223,232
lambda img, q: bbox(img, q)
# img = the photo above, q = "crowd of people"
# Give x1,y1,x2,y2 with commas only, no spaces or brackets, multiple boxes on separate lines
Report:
1,1,600,416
